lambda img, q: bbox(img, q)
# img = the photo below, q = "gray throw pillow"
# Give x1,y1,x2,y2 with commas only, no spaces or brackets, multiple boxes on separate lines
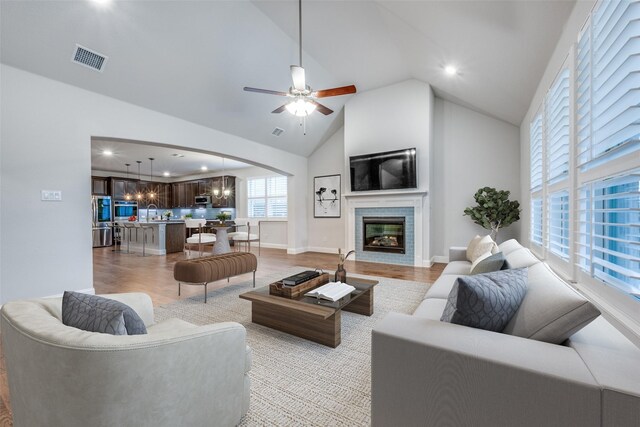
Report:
441,268,528,332
471,252,506,274
62,291,147,335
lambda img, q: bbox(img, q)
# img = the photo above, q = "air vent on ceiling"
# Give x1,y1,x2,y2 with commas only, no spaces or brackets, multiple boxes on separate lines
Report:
72,44,108,72
272,127,285,137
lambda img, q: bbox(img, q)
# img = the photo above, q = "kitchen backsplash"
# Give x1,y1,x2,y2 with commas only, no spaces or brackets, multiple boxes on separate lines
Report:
140,207,236,221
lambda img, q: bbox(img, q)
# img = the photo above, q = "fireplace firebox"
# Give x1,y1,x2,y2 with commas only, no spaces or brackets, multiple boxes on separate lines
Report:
363,217,405,254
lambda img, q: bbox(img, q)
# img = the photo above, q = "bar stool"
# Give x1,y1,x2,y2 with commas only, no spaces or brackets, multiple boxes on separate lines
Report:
122,222,136,254
135,223,155,257
112,222,126,253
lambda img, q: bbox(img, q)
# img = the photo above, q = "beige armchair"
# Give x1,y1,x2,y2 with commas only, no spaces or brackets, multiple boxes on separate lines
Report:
1,292,251,427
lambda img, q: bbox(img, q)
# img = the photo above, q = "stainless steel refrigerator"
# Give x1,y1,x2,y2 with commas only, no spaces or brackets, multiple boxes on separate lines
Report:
92,195,113,247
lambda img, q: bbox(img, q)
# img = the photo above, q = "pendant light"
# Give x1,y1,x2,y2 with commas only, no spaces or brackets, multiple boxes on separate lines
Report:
147,157,156,201
124,163,132,201
135,160,143,201
213,157,231,199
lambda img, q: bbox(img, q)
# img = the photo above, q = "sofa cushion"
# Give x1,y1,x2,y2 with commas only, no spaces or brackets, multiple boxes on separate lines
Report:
470,252,506,274
442,261,472,276
440,268,528,332
469,251,492,272
424,274,461,300
503,262,600,344
504,247,540,268
467,235,497,262
62,291,147,335
146,318,196,335
498,239,523,256
413,298,447,320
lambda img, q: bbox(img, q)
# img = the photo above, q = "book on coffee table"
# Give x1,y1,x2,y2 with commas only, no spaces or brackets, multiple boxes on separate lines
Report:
282,270,321,286
305,282,356,302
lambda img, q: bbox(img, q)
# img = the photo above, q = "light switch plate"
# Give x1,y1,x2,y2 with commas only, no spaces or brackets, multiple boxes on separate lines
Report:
41,190,62,201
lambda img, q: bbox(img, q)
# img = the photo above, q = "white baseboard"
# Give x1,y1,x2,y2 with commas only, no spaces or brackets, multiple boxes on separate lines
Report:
422,259,434,268
259,242,288,250
306,246,339,254
430,255,449,264
45,287,96,298
286,247,308,255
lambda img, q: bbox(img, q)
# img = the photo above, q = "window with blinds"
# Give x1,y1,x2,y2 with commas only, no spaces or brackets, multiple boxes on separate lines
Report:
578,172,640,297
577,0,640,169
247,176,288,218
548,191,570,259
530,113,544,191
546,68,571,184
531,197,543,246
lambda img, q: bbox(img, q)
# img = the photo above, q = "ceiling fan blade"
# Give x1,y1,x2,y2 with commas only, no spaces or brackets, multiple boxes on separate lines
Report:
272,105,287,114
309,100,333,115
314,85,357,98
243,87,289,96
290,65,306,91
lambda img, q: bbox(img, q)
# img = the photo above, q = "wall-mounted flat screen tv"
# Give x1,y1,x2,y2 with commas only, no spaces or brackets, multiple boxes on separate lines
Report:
350,148,417,192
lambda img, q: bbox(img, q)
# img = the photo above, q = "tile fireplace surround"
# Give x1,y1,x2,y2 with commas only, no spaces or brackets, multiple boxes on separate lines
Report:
345,191,428,267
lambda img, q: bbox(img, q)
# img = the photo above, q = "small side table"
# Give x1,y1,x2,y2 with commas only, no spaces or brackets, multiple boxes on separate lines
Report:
209,224,232,255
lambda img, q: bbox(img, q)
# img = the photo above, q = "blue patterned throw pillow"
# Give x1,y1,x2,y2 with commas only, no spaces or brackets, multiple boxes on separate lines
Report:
440,268,528,332
62,291,147,335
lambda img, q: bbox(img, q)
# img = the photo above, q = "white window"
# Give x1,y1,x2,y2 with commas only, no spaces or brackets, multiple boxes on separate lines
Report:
574,0,640,299
546,68,571,185
531,197,544,246
547,190,570,259
247,176,287,218
530,113,544,191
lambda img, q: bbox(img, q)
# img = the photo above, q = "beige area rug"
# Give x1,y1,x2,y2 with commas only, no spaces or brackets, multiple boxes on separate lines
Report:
154,267,430,426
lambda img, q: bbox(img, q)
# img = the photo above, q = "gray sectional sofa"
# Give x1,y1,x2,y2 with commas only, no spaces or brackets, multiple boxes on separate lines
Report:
372,239,640,427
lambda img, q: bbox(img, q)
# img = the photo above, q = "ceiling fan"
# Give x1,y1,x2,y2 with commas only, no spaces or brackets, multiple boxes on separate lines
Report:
243,0,356,118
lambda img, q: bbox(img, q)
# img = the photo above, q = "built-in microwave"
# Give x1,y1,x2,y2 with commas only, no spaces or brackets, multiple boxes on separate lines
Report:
195,195,211,205
114,201,138,220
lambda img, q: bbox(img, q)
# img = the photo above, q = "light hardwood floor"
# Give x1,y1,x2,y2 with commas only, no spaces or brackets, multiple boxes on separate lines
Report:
0,246,445,425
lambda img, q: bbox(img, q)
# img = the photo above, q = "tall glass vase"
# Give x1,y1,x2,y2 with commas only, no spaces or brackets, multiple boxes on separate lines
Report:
335,263,347,283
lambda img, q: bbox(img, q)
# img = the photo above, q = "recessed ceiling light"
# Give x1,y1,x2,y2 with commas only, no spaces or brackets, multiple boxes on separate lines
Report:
444,65,458,76
201,166,208,171
172,153,185,158
91,0,112,7
163,171,170,177
102,150,113,156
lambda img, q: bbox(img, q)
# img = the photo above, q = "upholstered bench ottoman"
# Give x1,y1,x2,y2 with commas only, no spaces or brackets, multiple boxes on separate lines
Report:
174,252,258,303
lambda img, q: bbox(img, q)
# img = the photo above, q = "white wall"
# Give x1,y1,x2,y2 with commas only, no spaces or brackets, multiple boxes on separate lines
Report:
307,127,345,253
430,98,520,261
519,1,595,243
344,79,433,263
0,65,307,303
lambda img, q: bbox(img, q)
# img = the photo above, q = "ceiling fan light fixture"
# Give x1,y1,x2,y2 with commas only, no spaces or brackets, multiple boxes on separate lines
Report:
286,98,316,117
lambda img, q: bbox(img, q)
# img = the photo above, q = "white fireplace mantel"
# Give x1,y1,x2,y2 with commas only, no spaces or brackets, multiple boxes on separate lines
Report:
344,191,428,267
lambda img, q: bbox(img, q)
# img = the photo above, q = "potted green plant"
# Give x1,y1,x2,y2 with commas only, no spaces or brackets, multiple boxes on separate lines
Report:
463,187,521,240
184,213,193,219
163,210,172,220
216,212,230,224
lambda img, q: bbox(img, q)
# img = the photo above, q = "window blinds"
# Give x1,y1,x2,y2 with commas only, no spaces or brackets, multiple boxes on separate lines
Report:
548,190,570,259
531,197,543,246
546,69,571,184
577,0,640,168
530,114,544,190
247,176,288,218
578,172,640,295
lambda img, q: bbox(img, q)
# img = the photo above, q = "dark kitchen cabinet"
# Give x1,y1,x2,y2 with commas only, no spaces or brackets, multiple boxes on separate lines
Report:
111,178,139,201
158,184,172,209
168,177,236,208
91,177,109,195
211,176,236,208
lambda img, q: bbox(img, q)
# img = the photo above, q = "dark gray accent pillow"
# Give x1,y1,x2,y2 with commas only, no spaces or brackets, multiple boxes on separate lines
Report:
62,291,147,335
501,259,512,270
440,268,528,332
471,252,506,275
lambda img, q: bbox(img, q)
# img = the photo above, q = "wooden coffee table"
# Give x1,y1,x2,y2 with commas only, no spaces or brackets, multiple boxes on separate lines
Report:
239,277,378,347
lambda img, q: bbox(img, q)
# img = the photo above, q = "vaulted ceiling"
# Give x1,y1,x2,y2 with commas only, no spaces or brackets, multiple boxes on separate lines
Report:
1,1,575,157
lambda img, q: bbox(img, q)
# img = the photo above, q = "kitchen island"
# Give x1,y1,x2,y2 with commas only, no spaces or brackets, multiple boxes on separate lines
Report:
118,220,185,255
